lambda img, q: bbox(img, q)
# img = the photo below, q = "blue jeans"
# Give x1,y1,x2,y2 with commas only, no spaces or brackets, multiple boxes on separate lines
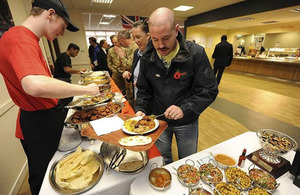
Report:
155,121,198,165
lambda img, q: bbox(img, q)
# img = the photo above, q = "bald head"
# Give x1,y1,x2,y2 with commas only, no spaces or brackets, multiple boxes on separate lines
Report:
149,7,175,30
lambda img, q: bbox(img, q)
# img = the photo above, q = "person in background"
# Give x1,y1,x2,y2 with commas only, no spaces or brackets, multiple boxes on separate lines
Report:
0,0,99,194
115,29,138,106
54,43,86,107
107,35,126,93
106,34,116,53
122,20,150,106
212,35,233,85
88,36,100,71
135,7,218,165
97,39,112,76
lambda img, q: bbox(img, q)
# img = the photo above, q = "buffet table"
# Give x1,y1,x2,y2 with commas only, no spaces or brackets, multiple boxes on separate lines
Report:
39,78,163,195
39,128,163,195
130,132,300,195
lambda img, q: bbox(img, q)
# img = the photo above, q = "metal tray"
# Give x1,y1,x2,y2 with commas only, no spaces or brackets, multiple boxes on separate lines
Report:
65,90,114,110
99,142,149,174
49,149,104,194
65,102,124,130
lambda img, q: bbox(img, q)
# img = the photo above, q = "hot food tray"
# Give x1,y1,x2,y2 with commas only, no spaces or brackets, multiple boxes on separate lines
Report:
99,142,149,174
65,102,124,130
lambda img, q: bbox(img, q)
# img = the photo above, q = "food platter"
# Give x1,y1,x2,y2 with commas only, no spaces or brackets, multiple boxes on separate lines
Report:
65,91,114,109
122,116,159,135
189,187,212,195
198,162,223,185
49,149,104,194
174,160,201,187
99,142,149,174
225,167,252,191
248,166,279,192
65,102,124,131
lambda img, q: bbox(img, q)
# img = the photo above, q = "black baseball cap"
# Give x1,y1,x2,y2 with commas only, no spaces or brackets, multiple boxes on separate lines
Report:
32,0,79,32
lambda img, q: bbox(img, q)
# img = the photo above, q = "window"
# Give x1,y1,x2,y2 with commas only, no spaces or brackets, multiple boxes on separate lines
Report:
85,31,118,46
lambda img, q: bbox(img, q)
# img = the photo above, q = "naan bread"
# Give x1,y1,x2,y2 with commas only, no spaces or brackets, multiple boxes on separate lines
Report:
55,146,100,190
119,160,144,172
119,136,152,146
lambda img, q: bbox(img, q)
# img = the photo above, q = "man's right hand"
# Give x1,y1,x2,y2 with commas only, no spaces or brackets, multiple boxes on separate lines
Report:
86,83,99,96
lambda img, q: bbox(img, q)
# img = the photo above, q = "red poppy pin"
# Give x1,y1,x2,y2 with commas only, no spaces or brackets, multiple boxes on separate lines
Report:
173,71,181,79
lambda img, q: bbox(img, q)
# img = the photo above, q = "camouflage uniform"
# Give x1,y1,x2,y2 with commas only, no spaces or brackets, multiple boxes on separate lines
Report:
107,47,126,94
121,42,138,107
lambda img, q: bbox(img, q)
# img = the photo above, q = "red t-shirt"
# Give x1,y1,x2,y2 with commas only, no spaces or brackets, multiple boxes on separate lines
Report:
0,26,58,139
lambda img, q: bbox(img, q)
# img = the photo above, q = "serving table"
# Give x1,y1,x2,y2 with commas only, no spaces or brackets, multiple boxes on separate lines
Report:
130,132,300,195
39,79,163,195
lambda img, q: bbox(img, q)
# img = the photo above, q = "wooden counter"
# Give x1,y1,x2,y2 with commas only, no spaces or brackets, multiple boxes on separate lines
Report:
227,57,300,81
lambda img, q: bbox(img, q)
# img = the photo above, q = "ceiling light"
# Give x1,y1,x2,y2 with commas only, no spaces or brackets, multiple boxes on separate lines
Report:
235,17,255,21
99,22,110,25
261,21,279,24
173,5,194,11
92,0,113,4
103,14,116,18
290,8,300,13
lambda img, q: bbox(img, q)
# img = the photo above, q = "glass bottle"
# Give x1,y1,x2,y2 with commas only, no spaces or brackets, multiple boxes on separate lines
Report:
238,148,247,168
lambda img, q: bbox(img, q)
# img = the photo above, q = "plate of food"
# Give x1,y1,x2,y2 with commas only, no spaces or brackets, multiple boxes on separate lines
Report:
173,160,201,187
198,162,223,185
248,166,279,192
225,167,252,190
49,146,104,194
122,116,159,135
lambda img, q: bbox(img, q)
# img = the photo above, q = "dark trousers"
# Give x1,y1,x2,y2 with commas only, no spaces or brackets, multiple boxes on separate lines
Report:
20,104,65,195
214,65,225,85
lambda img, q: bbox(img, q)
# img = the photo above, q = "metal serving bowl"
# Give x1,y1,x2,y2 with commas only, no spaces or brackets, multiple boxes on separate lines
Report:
149,163,172,190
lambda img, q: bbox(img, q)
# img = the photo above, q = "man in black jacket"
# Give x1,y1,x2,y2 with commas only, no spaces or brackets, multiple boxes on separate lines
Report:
97,39,112,75
212,35,233,84
135,7,218,164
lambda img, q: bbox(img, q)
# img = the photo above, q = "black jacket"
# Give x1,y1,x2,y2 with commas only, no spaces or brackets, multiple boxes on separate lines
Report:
96,48,111,75
135,32,219,126
212,41,233,67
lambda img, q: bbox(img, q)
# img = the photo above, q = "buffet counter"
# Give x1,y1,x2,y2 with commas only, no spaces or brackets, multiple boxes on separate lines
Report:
130,132,300,195
227,56,300,81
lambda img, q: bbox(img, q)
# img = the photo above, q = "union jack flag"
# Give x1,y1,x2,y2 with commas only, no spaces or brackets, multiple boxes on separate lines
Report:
120,15,148,29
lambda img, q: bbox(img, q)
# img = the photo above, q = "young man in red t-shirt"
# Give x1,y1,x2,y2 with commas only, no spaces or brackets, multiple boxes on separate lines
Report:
0,0,99,194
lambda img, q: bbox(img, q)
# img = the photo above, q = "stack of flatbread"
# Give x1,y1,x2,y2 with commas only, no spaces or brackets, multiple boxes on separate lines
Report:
55,146,100,190
119,135,152,147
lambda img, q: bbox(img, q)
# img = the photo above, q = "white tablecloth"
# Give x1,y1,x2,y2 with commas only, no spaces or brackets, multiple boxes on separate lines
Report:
39,126,163,195
130,132,299,195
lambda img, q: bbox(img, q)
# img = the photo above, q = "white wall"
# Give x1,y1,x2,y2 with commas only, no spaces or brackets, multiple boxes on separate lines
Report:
0,1,90,194
0,1,30,194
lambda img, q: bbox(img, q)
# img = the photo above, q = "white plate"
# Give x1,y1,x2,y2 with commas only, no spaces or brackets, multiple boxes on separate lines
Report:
122,116,159,135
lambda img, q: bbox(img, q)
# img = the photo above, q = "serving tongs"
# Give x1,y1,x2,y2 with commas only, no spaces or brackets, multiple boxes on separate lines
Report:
106,148,127,174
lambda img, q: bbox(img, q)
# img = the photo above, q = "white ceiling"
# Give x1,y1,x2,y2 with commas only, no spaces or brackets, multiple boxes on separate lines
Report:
61,0,300,31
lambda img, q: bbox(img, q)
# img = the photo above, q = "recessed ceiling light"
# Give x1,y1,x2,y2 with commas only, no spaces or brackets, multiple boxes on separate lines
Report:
92,0,113,4
99,22,110,25
261,21,279,24
173,5,194,11
103,14,116,18
235,17,255,21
